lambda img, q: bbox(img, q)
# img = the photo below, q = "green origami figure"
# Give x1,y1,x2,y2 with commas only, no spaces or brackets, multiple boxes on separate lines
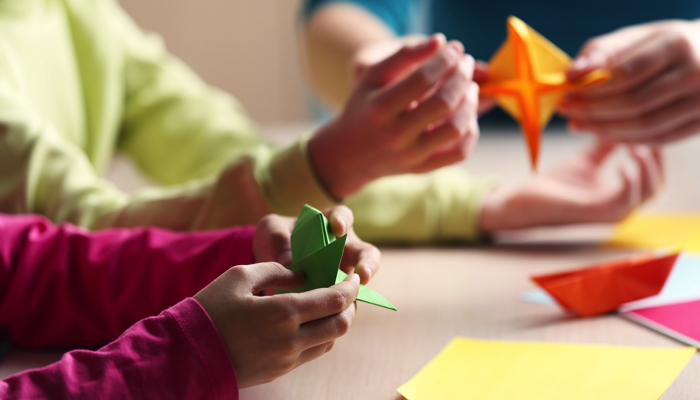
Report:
277,204,396,311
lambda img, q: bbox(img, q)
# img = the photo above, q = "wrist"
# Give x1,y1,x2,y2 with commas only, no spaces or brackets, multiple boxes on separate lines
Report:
307,121,370,200
479,187,537,232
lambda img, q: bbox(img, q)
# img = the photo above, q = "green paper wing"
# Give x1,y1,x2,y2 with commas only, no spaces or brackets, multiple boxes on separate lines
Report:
336,270,397,311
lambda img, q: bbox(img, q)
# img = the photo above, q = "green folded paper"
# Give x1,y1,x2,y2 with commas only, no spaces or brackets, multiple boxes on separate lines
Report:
277,204,396,311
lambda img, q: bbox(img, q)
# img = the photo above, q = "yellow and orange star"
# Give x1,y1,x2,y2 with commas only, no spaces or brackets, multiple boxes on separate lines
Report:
481,16,610,171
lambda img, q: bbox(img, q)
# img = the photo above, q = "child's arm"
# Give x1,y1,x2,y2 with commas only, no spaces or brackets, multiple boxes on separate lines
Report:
0,298,241,400
0,264,360,398
0,213,254,348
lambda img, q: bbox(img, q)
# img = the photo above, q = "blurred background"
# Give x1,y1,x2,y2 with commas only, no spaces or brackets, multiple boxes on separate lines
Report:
119,0,311,124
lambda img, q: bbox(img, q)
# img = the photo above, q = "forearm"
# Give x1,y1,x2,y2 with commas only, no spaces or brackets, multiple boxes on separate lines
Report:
0,214,254,348
302,2,399,109
0,299,238,400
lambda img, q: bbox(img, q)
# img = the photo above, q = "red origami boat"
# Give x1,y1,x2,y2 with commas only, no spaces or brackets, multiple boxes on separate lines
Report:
532,251,679,317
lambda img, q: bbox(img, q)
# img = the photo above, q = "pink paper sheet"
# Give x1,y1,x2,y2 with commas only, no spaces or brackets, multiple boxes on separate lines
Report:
623,299,700,349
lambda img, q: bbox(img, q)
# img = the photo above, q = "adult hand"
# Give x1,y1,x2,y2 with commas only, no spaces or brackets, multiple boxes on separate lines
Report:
253,206,380,284
194,262,360,388
308,34,480,199
479,141,664,232
560,20,700,144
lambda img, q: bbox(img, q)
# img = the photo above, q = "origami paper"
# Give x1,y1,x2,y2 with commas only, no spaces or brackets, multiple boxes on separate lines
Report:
398,337,694,400
606,212,700,255
531,251,679,317
524,252,700,310
623,299,700,349
480,16,610,170
277,205,396,311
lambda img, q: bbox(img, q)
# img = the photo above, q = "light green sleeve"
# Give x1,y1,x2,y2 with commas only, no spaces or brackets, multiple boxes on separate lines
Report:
346,168,499,243
106,1,339,228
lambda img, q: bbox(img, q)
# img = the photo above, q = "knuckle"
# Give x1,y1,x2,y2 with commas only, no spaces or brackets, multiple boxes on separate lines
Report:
227,265,249,280
334,312,353,336
328,290,350,314
666,29,693,59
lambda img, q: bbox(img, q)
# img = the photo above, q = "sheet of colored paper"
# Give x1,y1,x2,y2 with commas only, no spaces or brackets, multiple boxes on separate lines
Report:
398,337,695,400
623,299,700,349
523,252,700,310
606,212,700,254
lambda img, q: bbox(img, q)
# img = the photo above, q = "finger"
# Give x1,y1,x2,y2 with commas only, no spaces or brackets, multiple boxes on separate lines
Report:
340,235,381,284
296,340,336,367
396,56,473,145
473,60,490,84
561,63,698,121
372,42,466,117
580,139,617,167
411,121,477,173
234,262,304,294
407,96,470,161
285,273,360,323
569,93,700,142
411,81,479,161
324,205,354,238
255,214,294,265
603,164,639,220
298,297,356,349
573,30,690,99
647,118,700,145
360,33,444,88
567,24,651,81
628,145,663,201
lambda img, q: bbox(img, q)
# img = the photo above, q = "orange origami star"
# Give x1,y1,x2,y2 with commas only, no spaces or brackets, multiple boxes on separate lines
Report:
480,16,611,171
531,251,679,317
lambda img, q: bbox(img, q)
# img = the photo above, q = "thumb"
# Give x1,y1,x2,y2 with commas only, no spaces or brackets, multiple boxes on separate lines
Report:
360,33,444,87
567,25,650,81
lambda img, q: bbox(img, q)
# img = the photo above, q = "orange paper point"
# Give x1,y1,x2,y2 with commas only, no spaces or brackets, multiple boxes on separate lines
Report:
531,251,679,317
481,16,611,171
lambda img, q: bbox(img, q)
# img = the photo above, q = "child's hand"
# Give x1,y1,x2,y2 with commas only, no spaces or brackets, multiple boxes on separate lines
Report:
308,35,480,199
561,20,700,144
253,206,380,284
194,263,360,388
479,141,663,232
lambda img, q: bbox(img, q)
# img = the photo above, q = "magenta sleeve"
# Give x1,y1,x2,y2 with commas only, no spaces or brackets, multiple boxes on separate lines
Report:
0,298,239,400
0,213,255,348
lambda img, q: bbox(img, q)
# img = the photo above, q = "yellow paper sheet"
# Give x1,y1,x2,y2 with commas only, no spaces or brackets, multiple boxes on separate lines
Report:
606,212,700,254
398,337,695,400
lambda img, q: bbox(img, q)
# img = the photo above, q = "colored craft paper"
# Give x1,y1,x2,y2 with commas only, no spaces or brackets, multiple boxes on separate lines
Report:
531,251,678,317
524,252,700,308
607,212,700,254
480,16,610,170
623,299,700,349
278,205,396,311
398,337,695,400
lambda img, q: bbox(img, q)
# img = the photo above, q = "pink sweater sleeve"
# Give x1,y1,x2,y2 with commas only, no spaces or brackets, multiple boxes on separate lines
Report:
0,298,239,399
0,213,255,348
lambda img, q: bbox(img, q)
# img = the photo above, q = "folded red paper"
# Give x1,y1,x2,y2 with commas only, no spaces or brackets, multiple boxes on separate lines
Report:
532,252,679,317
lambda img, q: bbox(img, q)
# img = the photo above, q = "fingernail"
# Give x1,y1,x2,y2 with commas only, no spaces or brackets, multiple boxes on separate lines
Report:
571,56,589,71
277,250,293,266
336,215,347,234
344,271,360,284
356,263,372,281
447,44,460,60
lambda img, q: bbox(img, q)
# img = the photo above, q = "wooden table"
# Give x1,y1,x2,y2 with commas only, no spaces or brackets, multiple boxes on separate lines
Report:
2,127,700,399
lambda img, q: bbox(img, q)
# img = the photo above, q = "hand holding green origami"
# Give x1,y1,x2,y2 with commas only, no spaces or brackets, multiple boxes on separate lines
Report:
277,205,396,311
